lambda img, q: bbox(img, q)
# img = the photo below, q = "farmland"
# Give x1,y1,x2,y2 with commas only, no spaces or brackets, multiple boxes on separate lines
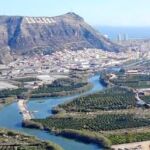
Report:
0,88,27,98
107,131,150,145
59,87,136,112
0,128,63,150
31,77,92,97
34,113,150,131
0,76,92,100
110,74,150,88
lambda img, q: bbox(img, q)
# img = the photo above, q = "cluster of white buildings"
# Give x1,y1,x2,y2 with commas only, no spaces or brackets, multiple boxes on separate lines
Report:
0,48,139,79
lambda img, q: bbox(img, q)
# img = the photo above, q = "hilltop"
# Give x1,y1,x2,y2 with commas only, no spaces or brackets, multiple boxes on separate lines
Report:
0,12,122,63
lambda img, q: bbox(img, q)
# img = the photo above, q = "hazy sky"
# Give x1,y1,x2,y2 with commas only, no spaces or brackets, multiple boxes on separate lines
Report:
0,0,150,26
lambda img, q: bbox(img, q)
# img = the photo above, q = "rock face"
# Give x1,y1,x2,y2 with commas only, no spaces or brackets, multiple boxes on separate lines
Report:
0,47,13,64
0,12,121,58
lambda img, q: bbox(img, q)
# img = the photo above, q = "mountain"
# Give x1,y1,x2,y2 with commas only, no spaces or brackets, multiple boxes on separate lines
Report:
0,47,13,64
0,12,122,58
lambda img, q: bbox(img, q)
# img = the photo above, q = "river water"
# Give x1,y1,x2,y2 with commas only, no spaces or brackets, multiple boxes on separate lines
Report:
0,75,104,150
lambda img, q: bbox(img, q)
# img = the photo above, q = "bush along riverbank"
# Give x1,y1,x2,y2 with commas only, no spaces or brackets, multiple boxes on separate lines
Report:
22,120,111,149
30,82,92,98
55,129,111,149
0,96,17,107
22,120,44,130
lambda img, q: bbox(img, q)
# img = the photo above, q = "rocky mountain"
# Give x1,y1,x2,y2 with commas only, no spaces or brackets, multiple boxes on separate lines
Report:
0,47,13,64
0,12,122,60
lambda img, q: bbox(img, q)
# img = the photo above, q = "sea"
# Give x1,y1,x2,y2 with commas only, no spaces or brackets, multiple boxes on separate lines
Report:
95,26,150,41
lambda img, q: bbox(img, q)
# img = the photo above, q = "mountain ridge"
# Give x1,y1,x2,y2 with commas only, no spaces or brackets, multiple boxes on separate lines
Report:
0,12,122,63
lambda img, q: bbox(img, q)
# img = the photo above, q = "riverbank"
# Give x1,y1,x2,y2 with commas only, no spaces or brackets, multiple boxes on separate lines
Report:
22,121,111,149
31,82,93,98
23,117,150,150
55,129,111,149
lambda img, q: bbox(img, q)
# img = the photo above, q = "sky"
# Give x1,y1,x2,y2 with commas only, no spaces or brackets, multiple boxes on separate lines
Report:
0,0,150,27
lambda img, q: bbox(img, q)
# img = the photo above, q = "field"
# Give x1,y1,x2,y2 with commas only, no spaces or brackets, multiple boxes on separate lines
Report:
0,88,27,98
31,77,92,97
107,131,150,145
0,128,63,150
59,87,136,112
15,77,39,82
0,76,92,100
0,81,18,90
111,74,150,88
34,113,150,131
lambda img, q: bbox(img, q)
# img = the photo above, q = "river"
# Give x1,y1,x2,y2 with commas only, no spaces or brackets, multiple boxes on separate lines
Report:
0,75,105,150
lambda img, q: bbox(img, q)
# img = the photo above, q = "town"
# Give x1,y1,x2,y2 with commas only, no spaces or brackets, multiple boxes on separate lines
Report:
0,48,142,78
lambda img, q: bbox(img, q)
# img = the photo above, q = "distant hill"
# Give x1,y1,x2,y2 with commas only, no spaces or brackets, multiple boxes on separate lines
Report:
0,12,122,62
